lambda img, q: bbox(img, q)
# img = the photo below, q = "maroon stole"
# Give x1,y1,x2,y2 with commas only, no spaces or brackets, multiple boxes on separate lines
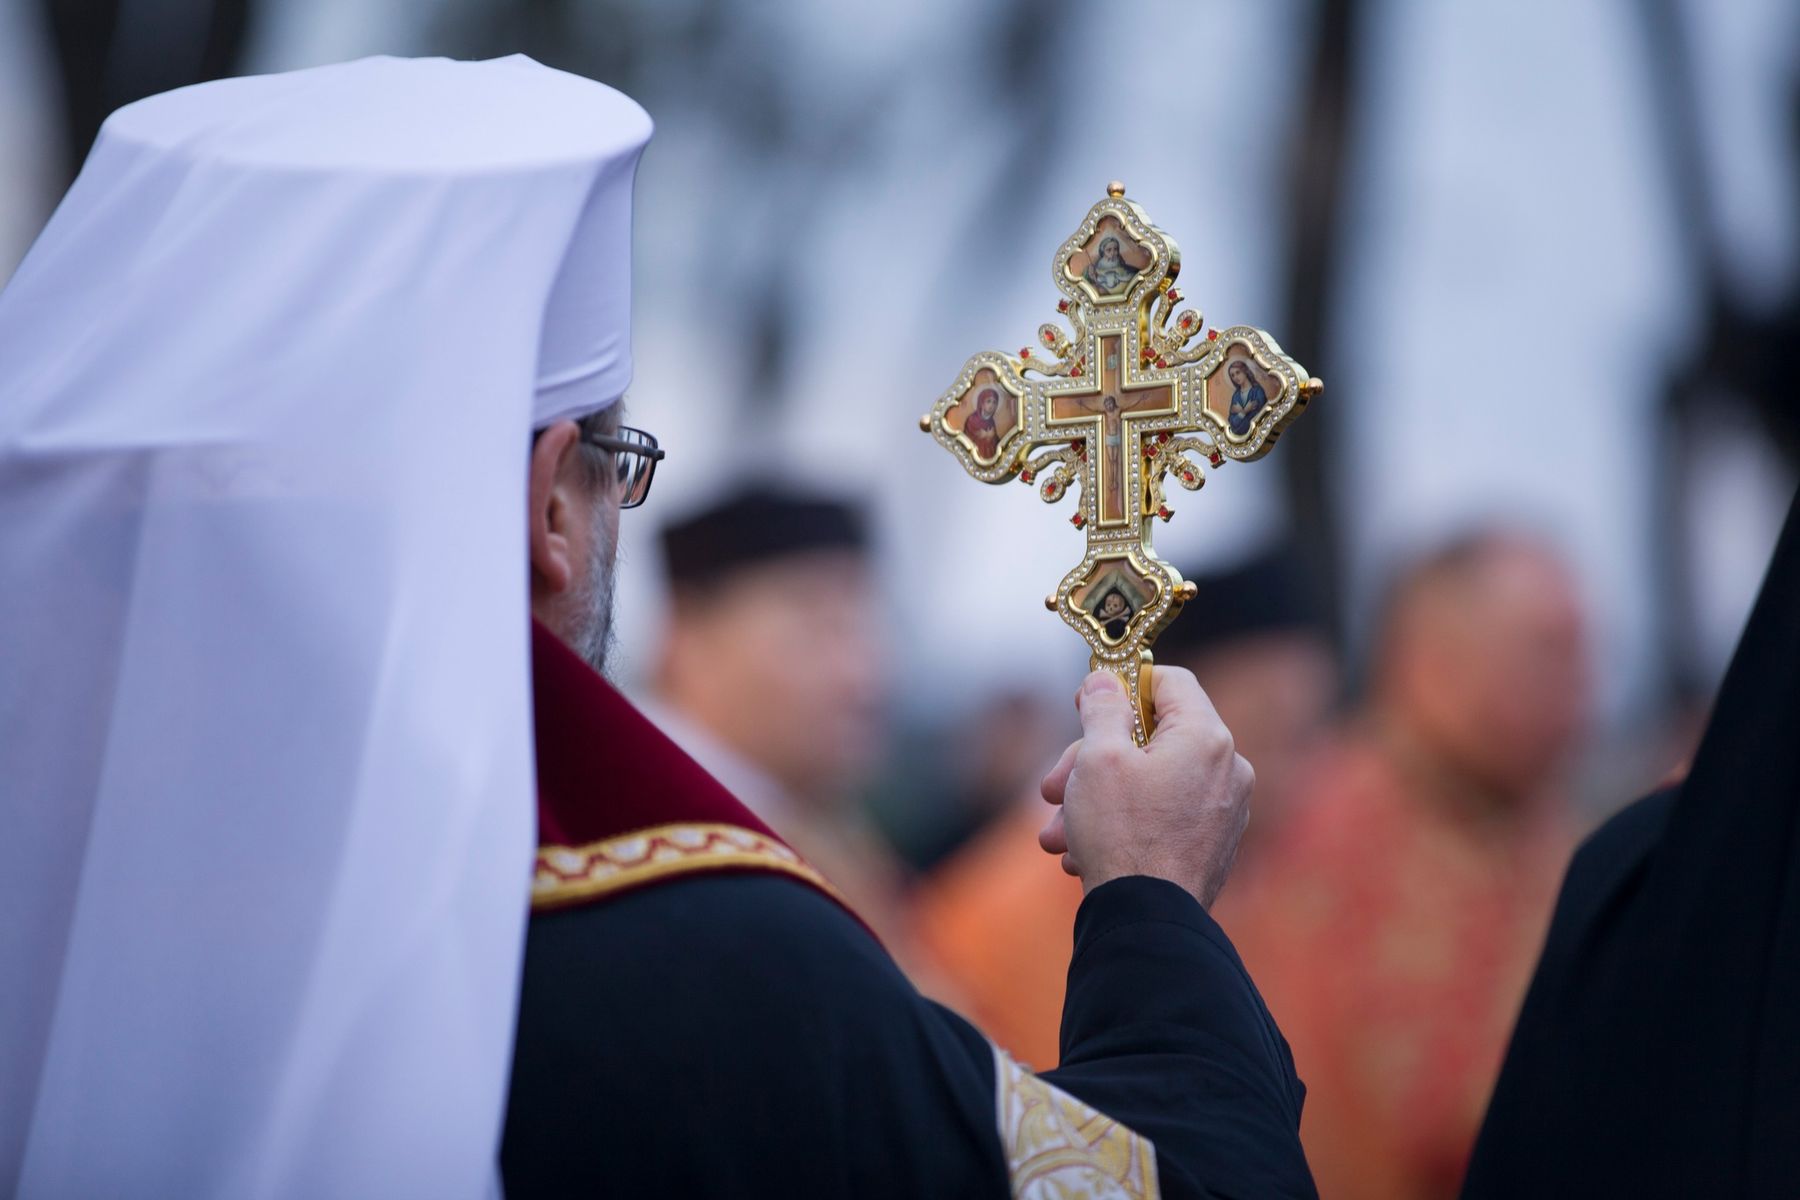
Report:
530,620,855,921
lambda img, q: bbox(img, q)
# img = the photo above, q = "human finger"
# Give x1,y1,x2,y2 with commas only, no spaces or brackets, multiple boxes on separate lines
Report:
1146,665,1222,733
1040,739,1080,806
1233,752,1256,802
1038,806,1068,856
1076,671,1137,751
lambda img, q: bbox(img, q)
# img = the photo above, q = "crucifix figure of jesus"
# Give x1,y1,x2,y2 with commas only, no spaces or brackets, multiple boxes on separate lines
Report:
1049,335,1175,526
922,184,1321,742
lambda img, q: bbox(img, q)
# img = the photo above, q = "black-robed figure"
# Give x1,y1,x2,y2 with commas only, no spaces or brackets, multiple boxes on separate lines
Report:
502,623,1316,1199
1463,488,1800,1199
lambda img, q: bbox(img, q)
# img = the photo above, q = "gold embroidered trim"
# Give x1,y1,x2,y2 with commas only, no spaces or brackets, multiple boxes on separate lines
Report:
532,822,843,912
994,1045,1160,1200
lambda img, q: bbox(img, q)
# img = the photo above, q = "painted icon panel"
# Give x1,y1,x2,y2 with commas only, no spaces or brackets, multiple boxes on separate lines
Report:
1205,346,1285,442
1067,215,1150,300
945,368,1021,465
1071,557,1159,647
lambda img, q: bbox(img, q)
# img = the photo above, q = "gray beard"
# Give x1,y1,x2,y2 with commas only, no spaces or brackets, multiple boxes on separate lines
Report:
570,506,617,675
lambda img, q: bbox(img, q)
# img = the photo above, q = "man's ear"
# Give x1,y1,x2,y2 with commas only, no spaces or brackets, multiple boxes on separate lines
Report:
528,421,584,596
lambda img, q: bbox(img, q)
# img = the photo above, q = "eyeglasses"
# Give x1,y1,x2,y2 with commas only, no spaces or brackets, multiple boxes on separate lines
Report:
579,424,664,509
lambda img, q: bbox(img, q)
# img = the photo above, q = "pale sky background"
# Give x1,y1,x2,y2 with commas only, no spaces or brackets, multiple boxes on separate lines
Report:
3,0,1794,732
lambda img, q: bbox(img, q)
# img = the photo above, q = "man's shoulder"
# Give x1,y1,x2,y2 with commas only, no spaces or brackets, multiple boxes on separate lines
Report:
1549,785,1678,931
1572,786,1677,873
506,873,1008,1197
520,871,972,1048
530,870,893,971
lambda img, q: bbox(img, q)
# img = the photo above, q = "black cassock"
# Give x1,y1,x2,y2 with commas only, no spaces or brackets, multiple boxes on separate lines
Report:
501,624,1315,1199
1463,489,1800,1200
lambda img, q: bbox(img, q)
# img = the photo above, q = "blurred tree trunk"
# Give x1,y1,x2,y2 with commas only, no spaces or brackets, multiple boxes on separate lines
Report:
1277,0,1363,653
43,0,252,181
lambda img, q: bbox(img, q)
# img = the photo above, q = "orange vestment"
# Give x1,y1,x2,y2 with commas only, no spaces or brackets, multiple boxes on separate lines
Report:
1233,738,1571,1200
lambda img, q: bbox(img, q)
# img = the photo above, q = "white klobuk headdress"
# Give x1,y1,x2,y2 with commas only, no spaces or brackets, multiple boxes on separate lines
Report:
0,56,650,1197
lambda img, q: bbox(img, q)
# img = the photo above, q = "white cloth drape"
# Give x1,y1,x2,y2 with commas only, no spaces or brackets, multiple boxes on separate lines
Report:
0,55,648,1198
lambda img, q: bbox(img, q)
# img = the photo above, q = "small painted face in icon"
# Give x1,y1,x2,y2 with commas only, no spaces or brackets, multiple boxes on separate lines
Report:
977,388,1000,417
1098,237,1122,266
1095,591,1129,620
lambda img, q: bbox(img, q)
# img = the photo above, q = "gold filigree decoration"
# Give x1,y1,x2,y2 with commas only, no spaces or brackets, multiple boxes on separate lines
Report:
533,822,844,912
1142,432,1219,521
994,1046,1160,1200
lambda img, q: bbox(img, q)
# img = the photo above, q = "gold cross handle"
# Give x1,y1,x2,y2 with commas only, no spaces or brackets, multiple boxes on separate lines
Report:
922,184,1321,745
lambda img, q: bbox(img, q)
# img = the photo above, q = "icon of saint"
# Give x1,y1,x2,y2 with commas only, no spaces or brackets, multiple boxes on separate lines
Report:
1226,360,1269,437
964,387,1002,460
1084,235,1138,295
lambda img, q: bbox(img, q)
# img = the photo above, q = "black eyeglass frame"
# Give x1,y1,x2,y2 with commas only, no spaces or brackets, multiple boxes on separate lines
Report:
579,424,665,509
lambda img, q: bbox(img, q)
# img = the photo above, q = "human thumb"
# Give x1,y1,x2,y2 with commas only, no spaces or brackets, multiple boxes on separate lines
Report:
1077,671,1136,749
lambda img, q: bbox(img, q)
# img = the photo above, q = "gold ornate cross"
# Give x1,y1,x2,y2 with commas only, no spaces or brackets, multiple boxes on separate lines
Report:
921,183,1322,743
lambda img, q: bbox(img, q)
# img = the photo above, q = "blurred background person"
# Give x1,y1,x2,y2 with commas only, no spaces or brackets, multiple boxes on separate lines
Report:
1237,531,1590,1200
913,542,1338,1068
866,687,1065,878
1174,545,1339,887
645,483,918,950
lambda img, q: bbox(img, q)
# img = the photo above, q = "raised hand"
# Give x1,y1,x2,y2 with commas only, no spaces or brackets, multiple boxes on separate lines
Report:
1039,668,1255,909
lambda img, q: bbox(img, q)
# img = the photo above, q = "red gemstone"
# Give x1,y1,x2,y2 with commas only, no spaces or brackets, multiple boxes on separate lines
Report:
1020,469,1035,483
1159,431,1171,443
1020,347,1033,358
1207,329,1220,341
1167,289,1180,303
1071,513,1086,528
1209,451,1223,466
1158,506,1172,520
1179,315,1193,328
1155,357,1167,369
1057,299,1070,313
1143,445,1156,459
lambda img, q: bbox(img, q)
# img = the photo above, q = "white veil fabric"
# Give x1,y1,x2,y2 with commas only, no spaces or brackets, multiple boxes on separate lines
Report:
0,56,650,1197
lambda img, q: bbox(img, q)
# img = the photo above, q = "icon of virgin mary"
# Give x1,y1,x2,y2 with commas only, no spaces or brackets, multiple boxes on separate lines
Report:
1226,360,1270,437
964,387,1002,460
